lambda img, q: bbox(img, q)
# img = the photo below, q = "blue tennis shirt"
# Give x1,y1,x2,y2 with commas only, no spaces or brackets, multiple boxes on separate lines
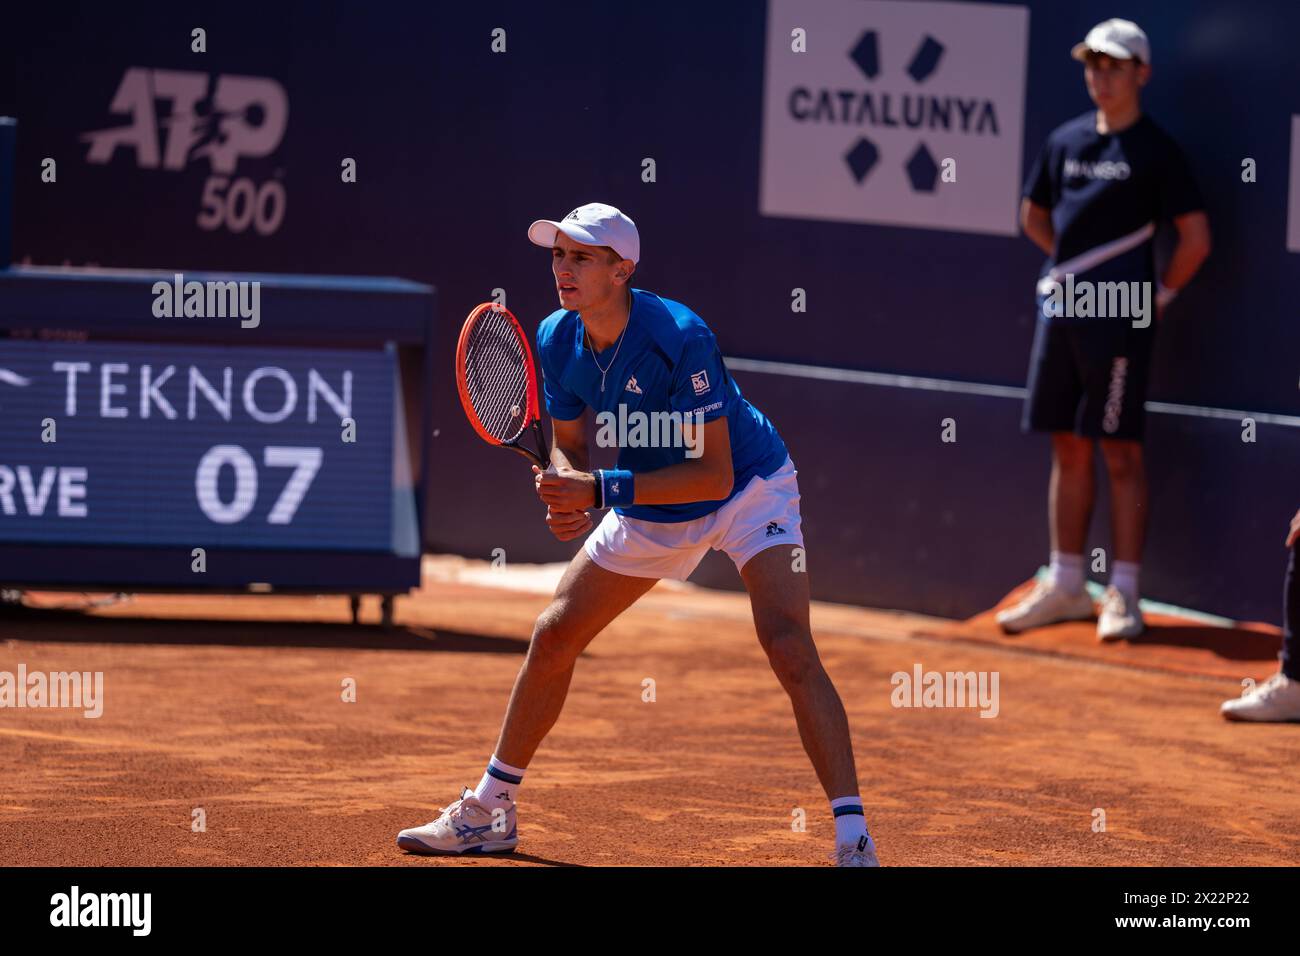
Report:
535,289,789,523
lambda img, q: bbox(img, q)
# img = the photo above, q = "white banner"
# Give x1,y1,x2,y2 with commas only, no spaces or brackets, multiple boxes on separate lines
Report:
761,0,1030,236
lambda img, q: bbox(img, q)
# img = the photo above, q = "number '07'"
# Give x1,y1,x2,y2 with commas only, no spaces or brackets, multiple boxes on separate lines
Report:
197,176,286,235
196,445,321,524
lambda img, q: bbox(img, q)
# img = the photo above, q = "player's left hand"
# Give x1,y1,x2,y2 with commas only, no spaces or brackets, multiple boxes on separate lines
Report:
1286,508,1300,549
533,464,598,511
543,505,593,542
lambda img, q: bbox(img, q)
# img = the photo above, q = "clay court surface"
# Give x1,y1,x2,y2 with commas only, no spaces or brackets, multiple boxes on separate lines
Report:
1,556,1297,867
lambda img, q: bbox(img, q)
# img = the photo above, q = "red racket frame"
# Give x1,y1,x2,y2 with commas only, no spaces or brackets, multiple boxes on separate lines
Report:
455,302,549,468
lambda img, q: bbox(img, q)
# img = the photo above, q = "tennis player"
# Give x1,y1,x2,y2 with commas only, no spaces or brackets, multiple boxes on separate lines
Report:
997,19,1211,641
398,203,880,866
1221,509,1300,721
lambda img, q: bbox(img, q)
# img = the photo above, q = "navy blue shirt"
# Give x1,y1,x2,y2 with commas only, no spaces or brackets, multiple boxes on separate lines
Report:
536,289,789,523
1023,112,1203,321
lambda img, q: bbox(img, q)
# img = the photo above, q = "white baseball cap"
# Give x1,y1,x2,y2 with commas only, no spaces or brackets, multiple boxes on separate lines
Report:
528,202,640,265
1072,18,1150,66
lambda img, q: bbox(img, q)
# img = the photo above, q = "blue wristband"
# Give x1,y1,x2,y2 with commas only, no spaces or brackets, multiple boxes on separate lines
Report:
601,469,635,508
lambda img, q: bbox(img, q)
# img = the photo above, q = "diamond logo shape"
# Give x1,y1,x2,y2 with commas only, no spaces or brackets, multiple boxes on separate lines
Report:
850,30,880,79
845,138,880,184
906,36,944,83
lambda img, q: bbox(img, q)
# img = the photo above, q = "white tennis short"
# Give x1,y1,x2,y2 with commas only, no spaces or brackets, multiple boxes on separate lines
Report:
582,455,805,581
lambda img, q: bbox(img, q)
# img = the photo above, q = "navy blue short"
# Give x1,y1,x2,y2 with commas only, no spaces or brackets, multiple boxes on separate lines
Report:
1022,320,1156,441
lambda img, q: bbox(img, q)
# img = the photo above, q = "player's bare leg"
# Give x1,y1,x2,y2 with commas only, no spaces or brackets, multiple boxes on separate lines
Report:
1096,438,1147,638
493,548,658,767
997,432,1099,633
739,545,857,801
1098,438,1146,563
397,548,656,855
740,544,875,863
1049,432,1096,555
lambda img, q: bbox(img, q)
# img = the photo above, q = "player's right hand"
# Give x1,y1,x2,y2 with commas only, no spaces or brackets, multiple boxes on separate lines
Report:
1286,508,1300,549
545,505,593,542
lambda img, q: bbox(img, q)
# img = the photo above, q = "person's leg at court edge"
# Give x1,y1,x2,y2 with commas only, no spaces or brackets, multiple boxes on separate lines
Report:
485,552,657,788
1221,511,1300,722
740,544,878,866
396,547,656,856
1096,438,1148,639
998,433,1097,633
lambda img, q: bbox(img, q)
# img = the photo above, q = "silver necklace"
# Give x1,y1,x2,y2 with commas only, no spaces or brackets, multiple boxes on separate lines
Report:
585,294,632,392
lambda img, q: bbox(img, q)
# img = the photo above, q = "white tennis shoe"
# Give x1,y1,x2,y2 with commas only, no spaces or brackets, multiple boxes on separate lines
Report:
996,579,1094,634
1096,586,1145,641
1221,672,1300,722
832,835,881,867
396,787,518,855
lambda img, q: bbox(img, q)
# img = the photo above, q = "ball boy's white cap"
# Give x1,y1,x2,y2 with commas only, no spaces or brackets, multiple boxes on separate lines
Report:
528,203,640,265
1071,18,1151,66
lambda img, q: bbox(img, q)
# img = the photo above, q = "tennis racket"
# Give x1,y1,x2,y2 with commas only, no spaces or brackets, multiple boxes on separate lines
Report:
455,302,551,470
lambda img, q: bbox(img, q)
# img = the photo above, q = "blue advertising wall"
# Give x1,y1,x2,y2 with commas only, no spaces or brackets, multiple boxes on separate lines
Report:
1,1,1296,620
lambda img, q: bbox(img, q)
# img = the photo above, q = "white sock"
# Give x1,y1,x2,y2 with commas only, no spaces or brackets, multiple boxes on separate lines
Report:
473,754,526,812
1110,561,1140,604
1048,551,1085,594
830,796,872,849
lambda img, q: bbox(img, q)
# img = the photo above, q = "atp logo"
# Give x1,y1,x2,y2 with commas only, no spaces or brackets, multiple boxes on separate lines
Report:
82,68,287,174
80,68,289,236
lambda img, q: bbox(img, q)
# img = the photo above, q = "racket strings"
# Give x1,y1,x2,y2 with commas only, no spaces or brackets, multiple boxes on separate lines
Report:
464,309,531,442
468,346,526,438
472,321,527,427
